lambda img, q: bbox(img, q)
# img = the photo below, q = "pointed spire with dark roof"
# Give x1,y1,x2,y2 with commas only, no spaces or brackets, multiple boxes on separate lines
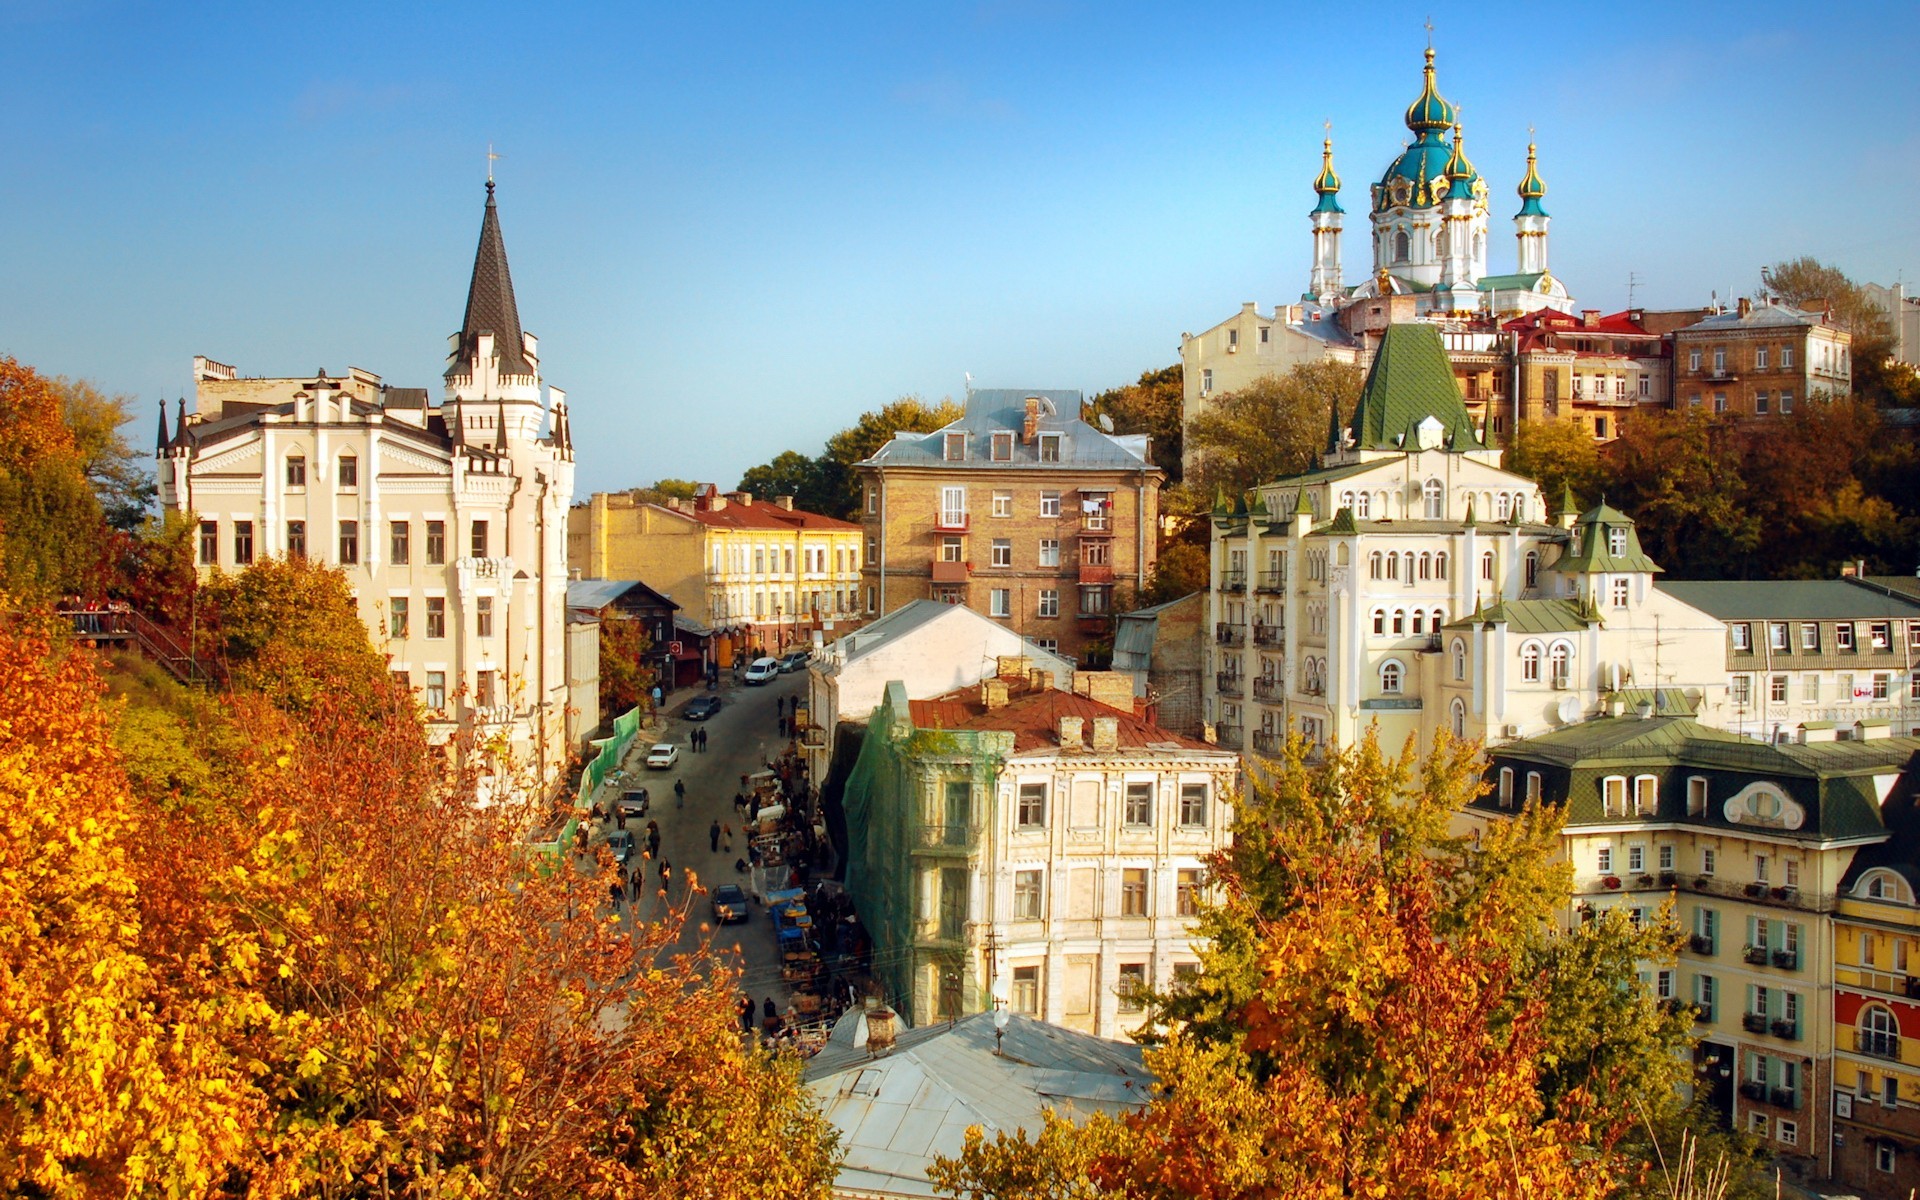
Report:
1346,324,1483,452
496,400,509,452
155,399,169,455
174,398,186,446
449,180,531,380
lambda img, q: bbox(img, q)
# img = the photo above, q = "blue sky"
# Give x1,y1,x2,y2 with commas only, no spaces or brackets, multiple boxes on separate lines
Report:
3,0,1916,495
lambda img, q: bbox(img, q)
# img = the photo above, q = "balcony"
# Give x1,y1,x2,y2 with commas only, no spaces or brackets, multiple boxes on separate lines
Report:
1252,678,1284,703
913,824,977,853
1215,622,1246,647
1253,623,1284,647
1078,563,1115,586
1770,1088,1798,1110
1741,1012,1769,1034
1256,570,1286,593
1079,513,1114,536
932,512,969,533
1771,1019,1799,1041
1216,673,1244,698
1688,934,1715,956
930,560,971,583
1252,730,1284,756
1739,1081,1768,1103
912,920,967,950
1742,946,1770,966
1857,1030,1902,1060
1772,948,1799,971
1214,724,1243,751
1221,570,1247,593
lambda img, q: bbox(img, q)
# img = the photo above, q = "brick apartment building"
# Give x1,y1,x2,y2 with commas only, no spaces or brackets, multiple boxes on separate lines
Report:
854,389,1163,664
1671,298,1853,418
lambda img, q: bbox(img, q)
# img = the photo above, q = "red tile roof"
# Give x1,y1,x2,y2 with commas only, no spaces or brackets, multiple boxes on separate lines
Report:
908,685,1215,754
668,492,861,533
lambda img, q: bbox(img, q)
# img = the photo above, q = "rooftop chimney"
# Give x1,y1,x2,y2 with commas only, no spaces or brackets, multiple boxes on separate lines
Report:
1090,716,1119,753
1737,297,1753,318
728,491,753,507
997,655,1032,680
1581,309,1601,327
774,494,795,510
1073,671,1139,712
1058,716,1084,750
1023,396,1041,444
981,679,1010,710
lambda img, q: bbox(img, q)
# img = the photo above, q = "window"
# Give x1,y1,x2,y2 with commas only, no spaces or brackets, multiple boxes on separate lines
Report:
476,596,494,639
424,671,446,711
1526,772,1542,803
474,669,496,708
1201,368,1213,395
1521,642,1542,682
1688,349,1702,372
1755,391,1769,415
1838,622,1856,650
1524,551,1539,589
1380,660,1403,694
1179,783,1207,826
1687,777,1708,816
1731,675,1752,705
989,588,1010,618
1702,847,1717,875
1634,776,1658,815
384,520,408,565
990,431,1013,461
1659,844,1675,872
233,521,254,565
1392,228,1410,262
938,536,963,563
1602,776,1627,817
1713,347,1726,373
1872,621,1892,649
1423,479,1444,518
865,486,877,515
1120,869,1148,916
1877,1143,1896,1174
1606,527,1627,556
1013,871,1043,920
1755,854,1770,883
1034,538,1060,567
1628,845,1645,873
1797,622,1818,651
1874,672,1892,701
1597,846,1613,873
1039,491,1061,518
1613,579,1631,609
286,519,306,559
1354,491,1371,518
389,597,409,638
1770,675,1788,703
1038,589,1059,618
1124,782,1153,826
466,519,489,559
1016,783,1046,827
1038,433,1062,462
991,491,1013,518
338,455,357,487
1451,699,1466,739
1550,643,1571,685
990,539,1011,568
1498,768,1514,808
427,521,448,565
1452,639,1466,681
1714,392,1727,413
1839,673,1855,702
198,520,218,564
425,597,446,639
1177,868,1203,916
1779,389,1793,412
1732,623,1751,651
1806,675,1822,702
1116,964,1147,1012
1010,965,1039,1014
337,520,358,565
943,432,967,461
1781,345,1794,369
1480,550,1495,581
1756,346,1769,369
286,456,306,487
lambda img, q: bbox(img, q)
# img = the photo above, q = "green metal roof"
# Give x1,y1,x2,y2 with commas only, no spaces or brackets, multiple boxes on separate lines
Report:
1448,597,1596,635
1346,323,1483,452
1313,136,1342,214
1476,272,1551,292
1554,504,1663,575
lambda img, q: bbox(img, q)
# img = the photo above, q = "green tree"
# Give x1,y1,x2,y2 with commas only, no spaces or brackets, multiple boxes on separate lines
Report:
599,614,655,717
1133,540,1208,608
816,395,963,518
198,555,392,715
53,375,155,531
0,356,106,599
1087,364,1182,482
1505,418,1605,514
737,450,833,514
1604,408,1758,577
1185,361,1363,499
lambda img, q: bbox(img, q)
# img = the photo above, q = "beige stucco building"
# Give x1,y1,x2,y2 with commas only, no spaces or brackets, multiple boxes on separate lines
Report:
158,182,575,790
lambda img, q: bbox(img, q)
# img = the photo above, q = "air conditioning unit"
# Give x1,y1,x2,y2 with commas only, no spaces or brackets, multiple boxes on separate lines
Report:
1502,724,1521,738
1551,675,1571,690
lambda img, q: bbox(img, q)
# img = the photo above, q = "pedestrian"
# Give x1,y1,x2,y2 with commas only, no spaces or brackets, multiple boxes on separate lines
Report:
674,778,685,807
648,832,660,859
723,821,734,852
709,820,721,853
701,727,710,752
610,878,625,909
738,994,755,1033
763,996,778,1021
777,714,788,738
661,860,672,890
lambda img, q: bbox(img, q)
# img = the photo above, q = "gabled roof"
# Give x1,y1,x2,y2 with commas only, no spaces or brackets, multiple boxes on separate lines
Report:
448,181,530,379
1554,504,1663,575
908,682,1215,755
1346,324,1483,452
1476,272,1552,292
566,578,680,617
858,390,1157,473
820,600,1074,678
1447,597,1596,635
1656,580,1920,621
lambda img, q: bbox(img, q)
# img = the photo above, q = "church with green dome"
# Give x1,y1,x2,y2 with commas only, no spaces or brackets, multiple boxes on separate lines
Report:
1305,47,1575,322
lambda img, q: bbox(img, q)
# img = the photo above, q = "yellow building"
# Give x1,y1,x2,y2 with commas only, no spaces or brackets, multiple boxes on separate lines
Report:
569,484,865,662
1833,828,1920,1196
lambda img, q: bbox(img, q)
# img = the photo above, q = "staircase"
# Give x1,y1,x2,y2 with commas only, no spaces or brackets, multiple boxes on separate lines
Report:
60,606,227,687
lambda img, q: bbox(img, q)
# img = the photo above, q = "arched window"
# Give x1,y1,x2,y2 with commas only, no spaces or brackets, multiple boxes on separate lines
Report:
1391,609,1406,635
1380,660,1404,694
1435,551,1449,580
1526,772,1542,803
1411,610,1425,635
1861,1005,1900,1057
1369,551,1383,580
1418,551,1432,580
1355,491,1372,519
1430,607,1447,633
1473,230,1485,263
1451,699,1466,739
1549,642,1571,684
1480,550,1495,581
1423,479,1444,518
1340,490,1354,512
1386,553,1400,581
1495,493,1512,521
1394,228,1410,263
1437,226,1449,258
1525,551,1539,589
1451,639,1467,681
1513,495,1528,522
1371,609,1386,636
1498,767,1513,807
1521,642,1543,682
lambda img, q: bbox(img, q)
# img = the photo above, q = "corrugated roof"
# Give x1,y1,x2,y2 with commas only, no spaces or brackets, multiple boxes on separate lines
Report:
1448,598,1596,635
908,683,1216,754
681,499,861,533
1683,303,1828,331
1658,580,1920,621
819,600,1074,678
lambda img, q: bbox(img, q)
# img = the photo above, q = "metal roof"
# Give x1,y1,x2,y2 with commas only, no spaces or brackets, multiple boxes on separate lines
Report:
858,389,1157,472
1658,580,1920,621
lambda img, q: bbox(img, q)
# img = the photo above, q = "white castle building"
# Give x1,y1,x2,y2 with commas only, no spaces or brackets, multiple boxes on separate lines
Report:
157,181,576,790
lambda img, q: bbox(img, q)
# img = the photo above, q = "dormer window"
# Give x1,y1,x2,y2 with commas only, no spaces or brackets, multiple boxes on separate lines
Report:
990,431,1013,462
1607,527,1627,556
1038,433,1062,463
944,432,967,462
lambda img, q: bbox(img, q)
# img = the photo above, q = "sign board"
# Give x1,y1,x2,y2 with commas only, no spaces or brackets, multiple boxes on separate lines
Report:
668,640,683,655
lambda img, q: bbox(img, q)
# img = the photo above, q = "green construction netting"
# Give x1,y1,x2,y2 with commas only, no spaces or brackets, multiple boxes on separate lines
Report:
577,705,644,807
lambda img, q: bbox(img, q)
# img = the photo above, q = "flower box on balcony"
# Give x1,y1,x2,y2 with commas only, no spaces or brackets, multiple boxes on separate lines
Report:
1602,875,1622,890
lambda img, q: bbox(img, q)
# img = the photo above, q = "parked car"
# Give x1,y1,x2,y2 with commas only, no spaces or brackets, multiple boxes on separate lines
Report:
710,883,750,924
777,649,810,673
645,742,679,769
684,695,722,720
617,789,649,817
743,657,780,685
604,830,635,867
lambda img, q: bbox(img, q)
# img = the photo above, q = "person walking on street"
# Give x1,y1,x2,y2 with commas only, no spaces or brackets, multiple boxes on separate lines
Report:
763,996,778,1022
674,778,685,807
610,878,625,910
660,860,672,892
699,727,709,752
709,820,721,853
722,821,733,852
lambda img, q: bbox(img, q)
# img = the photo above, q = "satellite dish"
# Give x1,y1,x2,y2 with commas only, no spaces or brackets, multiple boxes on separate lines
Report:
1097,413,1115,433
1556,696,1581,725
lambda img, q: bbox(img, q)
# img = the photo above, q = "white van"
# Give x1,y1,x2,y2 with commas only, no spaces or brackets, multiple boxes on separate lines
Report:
744,657,781,685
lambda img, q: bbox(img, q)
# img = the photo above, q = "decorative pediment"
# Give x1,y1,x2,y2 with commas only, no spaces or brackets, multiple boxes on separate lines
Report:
194,437,265,475
377,440,455,475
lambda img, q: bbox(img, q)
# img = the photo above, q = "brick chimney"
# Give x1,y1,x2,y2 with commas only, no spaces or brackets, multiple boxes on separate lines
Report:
1073,671,1138,712
1581,309,1601,327
1023,396,1041,443
997,655,1032,680
981,678,1009,710
728,491,753,507
774,494,795,510
1090,717,1119,753
1737,297,1753,318
1058,716,1084,750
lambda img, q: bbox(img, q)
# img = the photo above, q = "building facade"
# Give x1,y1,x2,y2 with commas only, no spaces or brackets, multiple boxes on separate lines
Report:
1833,815,1920,1197
855,389,1163,664
1671,298,1853,418
569,485,865,664
158,182,575,789
842,674,1236,1037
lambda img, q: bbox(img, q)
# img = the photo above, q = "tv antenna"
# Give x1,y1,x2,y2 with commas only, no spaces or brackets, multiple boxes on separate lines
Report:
1627,271,1642,309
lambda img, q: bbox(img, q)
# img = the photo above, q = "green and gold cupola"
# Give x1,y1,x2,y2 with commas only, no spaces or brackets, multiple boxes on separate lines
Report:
1374,48,1458,212
1443,122,1479,202
1312,136,1343,214
1403,47,1456,133
1516,141,1549,218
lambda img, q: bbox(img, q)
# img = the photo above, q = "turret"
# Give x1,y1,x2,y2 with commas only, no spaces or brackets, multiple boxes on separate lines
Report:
1514,141,1550,275
1437,123,1481,300
445,180,545,447
1308,132,1344,305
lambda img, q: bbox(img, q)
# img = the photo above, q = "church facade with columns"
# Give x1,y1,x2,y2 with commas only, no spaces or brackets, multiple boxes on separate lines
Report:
156,182,577,794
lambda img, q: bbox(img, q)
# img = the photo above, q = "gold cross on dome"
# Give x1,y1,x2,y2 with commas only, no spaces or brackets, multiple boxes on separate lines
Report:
1425,16,1434,46
487,143,503,183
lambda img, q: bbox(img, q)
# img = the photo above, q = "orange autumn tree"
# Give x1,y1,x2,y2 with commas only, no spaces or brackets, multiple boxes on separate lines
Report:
0,357,108,599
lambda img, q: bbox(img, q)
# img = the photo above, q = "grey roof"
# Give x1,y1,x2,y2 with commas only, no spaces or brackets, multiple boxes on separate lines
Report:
1682,303,1827,332
806,1012,1150,1199
1657,580,1920,621
1854,576,1920,604
566,578,680,617
859,389,1158,473
448,182,530,379
1113,592,1200,670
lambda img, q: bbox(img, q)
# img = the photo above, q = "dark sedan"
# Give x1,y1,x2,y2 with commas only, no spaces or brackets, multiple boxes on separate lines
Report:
684,695,723,720
710,883,750,924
